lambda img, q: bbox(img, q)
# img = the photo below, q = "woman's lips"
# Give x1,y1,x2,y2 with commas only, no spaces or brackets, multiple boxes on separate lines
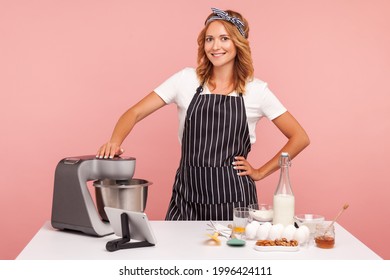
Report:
212,52,226,57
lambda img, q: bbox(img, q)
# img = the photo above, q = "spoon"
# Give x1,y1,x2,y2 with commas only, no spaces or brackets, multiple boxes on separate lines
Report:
324,203,349,235
227,224,246,247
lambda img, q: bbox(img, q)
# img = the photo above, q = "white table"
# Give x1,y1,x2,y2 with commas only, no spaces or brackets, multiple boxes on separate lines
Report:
17,221,381,260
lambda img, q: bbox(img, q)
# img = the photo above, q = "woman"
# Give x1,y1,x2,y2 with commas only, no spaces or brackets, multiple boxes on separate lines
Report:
96,8,310,221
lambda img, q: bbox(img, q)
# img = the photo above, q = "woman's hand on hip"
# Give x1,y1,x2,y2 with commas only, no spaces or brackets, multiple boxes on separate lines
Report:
233,156,264,181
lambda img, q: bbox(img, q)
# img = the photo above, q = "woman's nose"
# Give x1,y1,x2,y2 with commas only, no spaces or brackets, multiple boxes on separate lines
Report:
212,39,221,50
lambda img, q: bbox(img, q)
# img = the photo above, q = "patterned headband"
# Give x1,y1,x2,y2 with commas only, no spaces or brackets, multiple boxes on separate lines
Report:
205,7,246,38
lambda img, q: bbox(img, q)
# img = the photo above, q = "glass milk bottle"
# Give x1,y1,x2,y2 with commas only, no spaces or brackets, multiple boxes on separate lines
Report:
272,152,295,226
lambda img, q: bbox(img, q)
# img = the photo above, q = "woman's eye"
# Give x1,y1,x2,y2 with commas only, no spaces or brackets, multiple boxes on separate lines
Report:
221,36,229,41
205,37,213,42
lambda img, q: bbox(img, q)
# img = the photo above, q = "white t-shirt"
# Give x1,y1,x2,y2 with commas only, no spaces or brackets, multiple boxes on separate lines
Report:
154,68,287,144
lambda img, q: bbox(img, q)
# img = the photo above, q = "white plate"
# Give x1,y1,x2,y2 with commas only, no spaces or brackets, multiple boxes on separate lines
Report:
254,245,299,252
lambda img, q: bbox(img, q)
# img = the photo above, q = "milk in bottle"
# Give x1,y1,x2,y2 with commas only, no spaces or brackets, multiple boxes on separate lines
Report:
272,152,295,226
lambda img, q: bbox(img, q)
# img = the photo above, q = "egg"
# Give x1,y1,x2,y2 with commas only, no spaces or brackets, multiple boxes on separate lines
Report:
262,222,272,230
294,227,308,244
274,223,284,233
281,224,296,240
252,221,261,231
256,224,271,240
300,225,310,241
245,221,260,239
268,224,284,240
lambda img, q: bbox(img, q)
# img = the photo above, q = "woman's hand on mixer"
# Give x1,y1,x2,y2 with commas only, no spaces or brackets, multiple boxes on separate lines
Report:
96,142,124,159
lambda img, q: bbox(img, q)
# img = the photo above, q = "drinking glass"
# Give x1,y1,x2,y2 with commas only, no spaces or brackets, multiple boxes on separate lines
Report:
233,207,249,239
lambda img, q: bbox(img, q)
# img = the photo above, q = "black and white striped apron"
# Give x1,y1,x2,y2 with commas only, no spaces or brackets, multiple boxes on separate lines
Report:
165,86,258,221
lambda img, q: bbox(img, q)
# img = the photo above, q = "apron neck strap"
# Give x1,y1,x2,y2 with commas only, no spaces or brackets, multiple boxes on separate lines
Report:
196,84,243,97
195,85,204,95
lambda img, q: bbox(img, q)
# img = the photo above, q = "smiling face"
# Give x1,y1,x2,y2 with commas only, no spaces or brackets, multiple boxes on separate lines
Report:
197,10,253,94
204,21,237,70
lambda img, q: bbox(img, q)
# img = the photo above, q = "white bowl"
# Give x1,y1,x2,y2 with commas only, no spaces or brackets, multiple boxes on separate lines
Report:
248,204,273,222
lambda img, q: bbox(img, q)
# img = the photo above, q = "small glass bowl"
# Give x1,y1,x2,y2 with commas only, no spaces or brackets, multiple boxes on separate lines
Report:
294,214,324,234
248,203,273,222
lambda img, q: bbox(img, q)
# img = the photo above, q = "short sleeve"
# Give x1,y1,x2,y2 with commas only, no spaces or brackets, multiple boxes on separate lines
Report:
154,69,186,104
259,84,287,120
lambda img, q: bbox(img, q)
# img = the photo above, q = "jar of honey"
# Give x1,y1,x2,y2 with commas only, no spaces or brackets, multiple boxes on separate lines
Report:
314,223,335,249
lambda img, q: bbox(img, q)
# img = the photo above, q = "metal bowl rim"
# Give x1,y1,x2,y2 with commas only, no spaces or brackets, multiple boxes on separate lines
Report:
93,178,152,189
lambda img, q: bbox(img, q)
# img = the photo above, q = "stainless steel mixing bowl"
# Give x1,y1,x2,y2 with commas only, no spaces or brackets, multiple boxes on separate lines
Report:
94,178,152,222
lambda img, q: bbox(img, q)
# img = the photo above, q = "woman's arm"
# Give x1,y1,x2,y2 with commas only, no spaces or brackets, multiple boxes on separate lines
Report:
96,91,166,159
234,111,310,181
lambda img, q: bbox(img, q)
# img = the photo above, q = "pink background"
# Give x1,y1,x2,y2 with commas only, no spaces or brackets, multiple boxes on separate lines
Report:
1,0,389,259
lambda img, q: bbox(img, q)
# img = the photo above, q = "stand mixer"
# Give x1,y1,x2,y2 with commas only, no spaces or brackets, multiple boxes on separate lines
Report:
51,155,146,236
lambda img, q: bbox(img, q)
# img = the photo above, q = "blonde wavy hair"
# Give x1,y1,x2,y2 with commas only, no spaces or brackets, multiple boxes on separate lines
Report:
196,9,254,94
